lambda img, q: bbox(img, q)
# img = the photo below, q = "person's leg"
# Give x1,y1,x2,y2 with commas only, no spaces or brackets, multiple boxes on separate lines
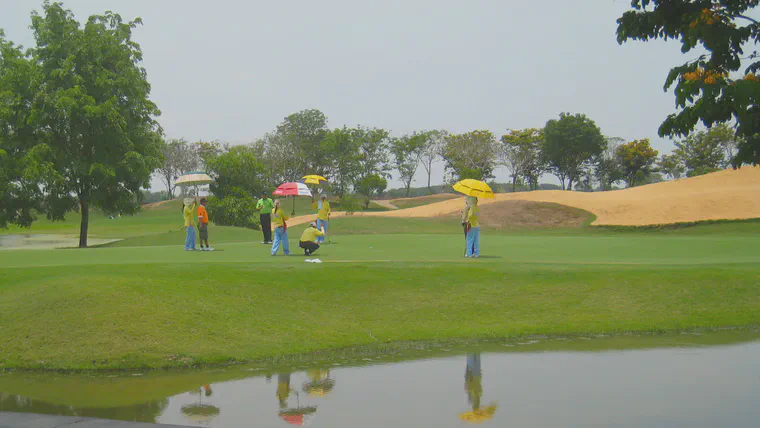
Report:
466,228,475,257
299,241,309,255
261,214,271,243
187,226,196,250
271,227,281,255
185,226,193,250
282,230,290,255
308,241,320,255
472,226,480,257
321,220,328,243
315,219,324,243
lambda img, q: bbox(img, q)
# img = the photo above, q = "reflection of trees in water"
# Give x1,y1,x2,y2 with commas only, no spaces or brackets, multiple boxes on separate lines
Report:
0,392,168,423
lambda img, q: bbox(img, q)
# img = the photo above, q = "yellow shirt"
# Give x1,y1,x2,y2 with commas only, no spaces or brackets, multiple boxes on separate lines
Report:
466,205,480,227
300,227,325,242
272,207,289,228
183,203,196,227
312,200,331,221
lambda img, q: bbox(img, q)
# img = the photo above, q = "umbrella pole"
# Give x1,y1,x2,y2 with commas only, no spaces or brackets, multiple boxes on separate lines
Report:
463,223,468,257
292,197,296,216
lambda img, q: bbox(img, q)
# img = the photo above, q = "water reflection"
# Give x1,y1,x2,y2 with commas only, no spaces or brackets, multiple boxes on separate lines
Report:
2,331,760,428
181,385,219,425
460,354,498,424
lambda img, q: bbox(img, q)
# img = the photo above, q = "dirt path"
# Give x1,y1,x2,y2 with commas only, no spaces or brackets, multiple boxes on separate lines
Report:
287,167,760,226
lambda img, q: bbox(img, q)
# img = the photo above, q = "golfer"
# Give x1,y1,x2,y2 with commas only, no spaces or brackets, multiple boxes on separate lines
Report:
311,194,330,244
462,196,480,258
183,197,197,251
256,191,274,244
197,198,213,251
299,221,325,256
271,199,290,256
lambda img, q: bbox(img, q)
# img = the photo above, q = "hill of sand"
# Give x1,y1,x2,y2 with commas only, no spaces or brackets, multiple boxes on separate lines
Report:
288,167,760,227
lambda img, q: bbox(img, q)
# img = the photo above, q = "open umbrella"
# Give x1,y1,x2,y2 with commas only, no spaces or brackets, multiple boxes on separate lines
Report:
273,182,313,215
301,175,328,185
452,179,495,199
174,171,214,197
181,386,220,423
458,405,498,424
302,370,335,397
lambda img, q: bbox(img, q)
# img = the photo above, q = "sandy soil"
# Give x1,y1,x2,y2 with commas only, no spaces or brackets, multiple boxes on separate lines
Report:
372,200,399,210
288,167,760,226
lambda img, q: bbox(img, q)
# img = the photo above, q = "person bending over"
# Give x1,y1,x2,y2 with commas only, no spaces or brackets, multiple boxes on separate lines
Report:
299,222,325,256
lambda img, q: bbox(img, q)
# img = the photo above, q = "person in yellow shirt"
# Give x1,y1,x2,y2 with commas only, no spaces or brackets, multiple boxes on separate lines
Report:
299,222,325,256
271,199,291,256
183,197,197,251
462,196,480,258
311,194,330,244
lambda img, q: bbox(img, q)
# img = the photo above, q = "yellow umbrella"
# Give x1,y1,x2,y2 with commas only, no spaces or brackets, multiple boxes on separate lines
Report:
453,179,495,199
458,404,498,423
302,175,328,185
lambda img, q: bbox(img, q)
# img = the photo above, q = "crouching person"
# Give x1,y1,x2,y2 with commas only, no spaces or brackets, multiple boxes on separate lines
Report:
299,222,325,256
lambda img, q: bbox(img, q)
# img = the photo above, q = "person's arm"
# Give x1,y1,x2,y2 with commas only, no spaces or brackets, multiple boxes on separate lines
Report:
316,229,324,236
461,206,470,224
326,202,331,216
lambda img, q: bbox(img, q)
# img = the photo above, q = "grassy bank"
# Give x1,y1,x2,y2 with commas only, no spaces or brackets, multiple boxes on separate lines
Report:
2,229,760,370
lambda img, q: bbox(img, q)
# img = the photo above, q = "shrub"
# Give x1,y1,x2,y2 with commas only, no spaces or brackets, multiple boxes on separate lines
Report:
339,193,361,215
206,195,260,230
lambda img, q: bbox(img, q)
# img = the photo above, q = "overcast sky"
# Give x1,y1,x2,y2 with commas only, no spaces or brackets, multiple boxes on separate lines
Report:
1,0,688,190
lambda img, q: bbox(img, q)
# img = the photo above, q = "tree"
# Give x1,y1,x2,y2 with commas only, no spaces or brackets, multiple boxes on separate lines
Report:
356,174,387,208
0,31,55,229
29,2,163,247
615,138,659,187
658,153,686,180
419,130,447,194
595,137,624,190
206,145,266,200
391,132,426,197
276,109,329,176
352,126,391,207
442,130,498,182
705,123,742,168
542,113,606,190
617,0,760,166
321,127,360,196
252,132,304,188
673,130,725,176
156,139,199,199
500,128,543,192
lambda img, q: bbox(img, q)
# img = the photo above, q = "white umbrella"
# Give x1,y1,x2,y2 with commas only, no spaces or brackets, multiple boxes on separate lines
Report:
174,172,213,197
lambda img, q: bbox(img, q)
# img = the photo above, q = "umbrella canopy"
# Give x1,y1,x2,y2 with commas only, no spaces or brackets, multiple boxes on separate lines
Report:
273,182,313,197
301,175,328,185
174,171,214,187
453,179,495,199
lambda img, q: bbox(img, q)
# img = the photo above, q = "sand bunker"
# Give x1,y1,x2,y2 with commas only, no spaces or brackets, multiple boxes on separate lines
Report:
288,167,760,227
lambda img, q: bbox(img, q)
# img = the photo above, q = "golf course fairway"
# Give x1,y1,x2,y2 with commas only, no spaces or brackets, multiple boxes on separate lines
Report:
2,213,760,370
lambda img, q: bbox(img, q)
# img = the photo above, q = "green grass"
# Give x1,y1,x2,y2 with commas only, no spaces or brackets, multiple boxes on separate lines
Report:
2,199,760,371
1,229,760,370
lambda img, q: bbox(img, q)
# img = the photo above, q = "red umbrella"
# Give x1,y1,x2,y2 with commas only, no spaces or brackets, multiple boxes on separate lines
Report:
273,182,313,215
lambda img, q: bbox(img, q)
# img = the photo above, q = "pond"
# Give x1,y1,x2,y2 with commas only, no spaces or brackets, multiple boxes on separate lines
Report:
1,331,759,427
0,234,118,250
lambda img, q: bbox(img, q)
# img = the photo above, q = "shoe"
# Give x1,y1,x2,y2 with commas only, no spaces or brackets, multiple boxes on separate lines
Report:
261,241,268,244
185,248,194,251
473,255,479,258
207,247,215,252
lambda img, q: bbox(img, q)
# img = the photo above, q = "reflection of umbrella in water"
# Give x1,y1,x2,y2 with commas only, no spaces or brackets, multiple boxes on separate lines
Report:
279,406,317,426
181,386,220,424
273,182,313,215
459,353,498,424
174,171,214,197
302,370,335,397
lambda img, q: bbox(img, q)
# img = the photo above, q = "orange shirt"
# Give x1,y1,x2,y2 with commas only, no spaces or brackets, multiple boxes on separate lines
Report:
197,205,209,224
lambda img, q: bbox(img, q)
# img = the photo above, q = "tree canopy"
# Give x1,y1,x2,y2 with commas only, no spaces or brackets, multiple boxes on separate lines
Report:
542,113,606,190
617,0,760,166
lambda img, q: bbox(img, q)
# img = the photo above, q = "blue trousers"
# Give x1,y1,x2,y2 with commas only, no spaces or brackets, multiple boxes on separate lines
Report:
466,226,480,257
316,219,328,243
271,226,290,255
185,226,197,250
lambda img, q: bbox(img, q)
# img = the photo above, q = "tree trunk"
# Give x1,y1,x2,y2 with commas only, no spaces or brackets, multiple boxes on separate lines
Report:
427,173,432,195
405,184,411,197
79,196,89,248
511,175,517,192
